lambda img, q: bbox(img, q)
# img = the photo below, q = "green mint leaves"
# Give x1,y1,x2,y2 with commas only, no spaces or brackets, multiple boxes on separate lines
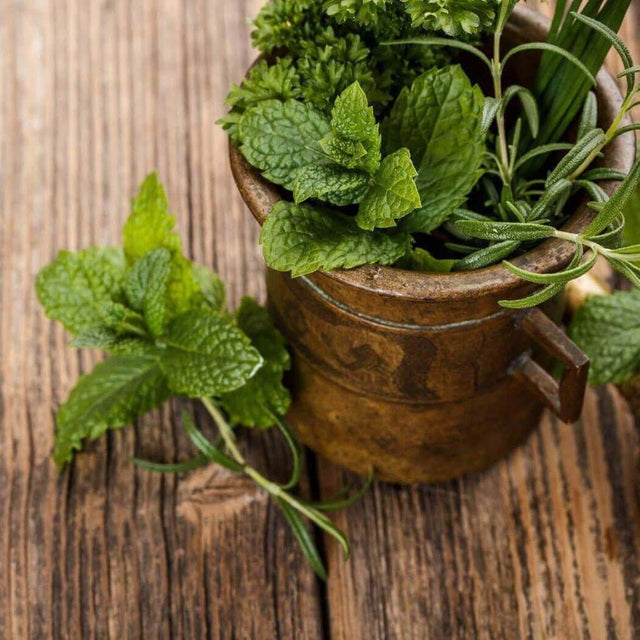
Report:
385,65,485,233
36,248,127,334
161,310,263,398
37,174,290,466
238,99,332,191
569,290,640,386
54,354,170,467
321,80,381,175
124,248,172,338
220,298,292,429
37,173,366,581
238,82,421,239
123,174,202,313
235,81,422,276
356,149,421,230
233,68,487,276
260,201,410,276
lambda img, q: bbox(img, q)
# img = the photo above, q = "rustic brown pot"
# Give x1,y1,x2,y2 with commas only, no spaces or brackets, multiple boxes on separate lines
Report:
229,5,636,484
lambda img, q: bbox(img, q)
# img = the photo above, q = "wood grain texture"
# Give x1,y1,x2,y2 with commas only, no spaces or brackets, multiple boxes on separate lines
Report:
0,1,639,638
0,1,323,638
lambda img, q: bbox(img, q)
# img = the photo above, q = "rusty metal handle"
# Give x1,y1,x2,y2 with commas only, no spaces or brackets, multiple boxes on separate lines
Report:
510,309,590,423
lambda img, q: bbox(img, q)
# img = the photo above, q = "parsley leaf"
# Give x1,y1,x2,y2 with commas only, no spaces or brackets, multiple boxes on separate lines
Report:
238,99,332,190
402,0,498,36
260,201,410,276
569,290,640,386
35,248,127,335
220,298,291,429
324,0,393,26
218,58,302,144
356,148,420,230
161,310,264,398
385,65,485,233
54,353,169,467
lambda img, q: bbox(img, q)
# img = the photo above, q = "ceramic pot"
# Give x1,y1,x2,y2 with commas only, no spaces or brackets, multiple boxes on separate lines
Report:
229,5,636,483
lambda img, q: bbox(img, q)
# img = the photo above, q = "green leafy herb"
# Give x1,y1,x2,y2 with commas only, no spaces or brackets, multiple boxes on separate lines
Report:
569,290,640,385
54,354,169,467
239,99,332,191
402,0,498,36
293,164,370,205
261,201,410,276
226,0,640,303
36,173,371,581
220,297,291,429
356,148,421,229
36,248,127,334
161,310,264,398
385,65,485,233
322,80,382,174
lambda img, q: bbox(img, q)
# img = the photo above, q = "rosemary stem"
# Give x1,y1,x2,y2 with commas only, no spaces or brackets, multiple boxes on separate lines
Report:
568,91,635,182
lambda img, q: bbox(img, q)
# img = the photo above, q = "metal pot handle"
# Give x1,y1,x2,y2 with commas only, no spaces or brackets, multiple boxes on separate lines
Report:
510,308,590,423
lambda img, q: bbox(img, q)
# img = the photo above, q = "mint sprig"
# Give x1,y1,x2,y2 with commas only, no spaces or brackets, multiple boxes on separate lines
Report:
36,173,371,580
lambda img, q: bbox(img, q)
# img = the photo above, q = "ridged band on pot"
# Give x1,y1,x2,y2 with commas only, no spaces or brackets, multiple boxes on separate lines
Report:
229,5,636,483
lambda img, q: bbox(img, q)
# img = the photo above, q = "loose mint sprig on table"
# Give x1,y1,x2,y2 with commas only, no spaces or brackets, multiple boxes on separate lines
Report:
36,173,371,580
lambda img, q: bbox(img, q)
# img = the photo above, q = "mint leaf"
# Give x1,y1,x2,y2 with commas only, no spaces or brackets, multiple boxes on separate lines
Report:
70,327,153,355
323,81,381,174
161,310,264,397
293,164,370,206
123,173,181,262
54,354,169,467
319,135,368,170
36,248,126,335
260,201,410,277
122,173,201,314
396,247,456,272
569,290,640,386
193,265,226,312
220,298,291,429
238,99,331,190
356,148,420,230
385,66,485,233
125,248,172,337
97,301,145,333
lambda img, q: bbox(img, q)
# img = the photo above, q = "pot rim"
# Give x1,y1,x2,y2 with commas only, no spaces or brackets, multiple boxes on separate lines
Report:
229,4,636,303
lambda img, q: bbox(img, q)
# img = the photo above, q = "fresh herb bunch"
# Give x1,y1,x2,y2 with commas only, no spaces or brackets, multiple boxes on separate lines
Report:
224,0,640,310
219,0,453,143
36,173,370,580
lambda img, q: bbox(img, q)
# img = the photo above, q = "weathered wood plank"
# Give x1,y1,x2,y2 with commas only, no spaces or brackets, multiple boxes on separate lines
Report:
319,390,640,640
0,0,323,638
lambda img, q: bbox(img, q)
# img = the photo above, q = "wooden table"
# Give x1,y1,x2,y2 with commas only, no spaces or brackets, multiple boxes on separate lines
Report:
1,1,639,638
